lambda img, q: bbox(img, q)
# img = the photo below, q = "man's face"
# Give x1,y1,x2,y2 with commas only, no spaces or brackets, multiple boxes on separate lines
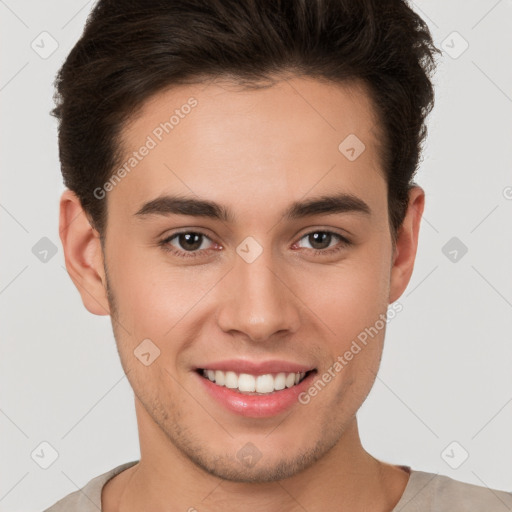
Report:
98,77,402,482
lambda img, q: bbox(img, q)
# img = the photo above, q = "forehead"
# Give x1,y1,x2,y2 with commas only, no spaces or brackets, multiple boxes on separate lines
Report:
110,76,387,222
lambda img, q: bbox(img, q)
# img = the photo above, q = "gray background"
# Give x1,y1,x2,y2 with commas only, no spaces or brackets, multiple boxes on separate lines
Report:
1,1,511,510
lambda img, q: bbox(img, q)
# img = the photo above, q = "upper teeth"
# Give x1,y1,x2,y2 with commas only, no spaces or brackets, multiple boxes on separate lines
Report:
202,369,306,394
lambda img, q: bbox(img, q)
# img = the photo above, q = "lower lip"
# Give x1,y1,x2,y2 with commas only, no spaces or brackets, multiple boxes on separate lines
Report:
195,370,316,418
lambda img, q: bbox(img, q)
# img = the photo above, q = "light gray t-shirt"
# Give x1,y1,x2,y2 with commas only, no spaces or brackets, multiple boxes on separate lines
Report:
44,460,512,511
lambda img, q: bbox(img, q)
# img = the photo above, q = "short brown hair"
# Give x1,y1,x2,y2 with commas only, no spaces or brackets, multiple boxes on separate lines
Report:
52,0,439,242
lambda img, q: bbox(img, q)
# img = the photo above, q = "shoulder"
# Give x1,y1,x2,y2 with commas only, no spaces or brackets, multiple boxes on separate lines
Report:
42,461,139,512
398,470,512,511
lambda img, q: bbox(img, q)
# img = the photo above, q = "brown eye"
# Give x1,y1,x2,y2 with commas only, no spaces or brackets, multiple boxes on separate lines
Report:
160,231,215,257
306,232,334,250
297,231,349,252
174,232,204,251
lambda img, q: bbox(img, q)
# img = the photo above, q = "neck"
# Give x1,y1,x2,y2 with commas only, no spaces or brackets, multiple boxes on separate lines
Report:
105,400,409,512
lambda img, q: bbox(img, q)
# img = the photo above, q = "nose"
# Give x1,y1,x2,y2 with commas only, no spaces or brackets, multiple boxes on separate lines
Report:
215,246,301,343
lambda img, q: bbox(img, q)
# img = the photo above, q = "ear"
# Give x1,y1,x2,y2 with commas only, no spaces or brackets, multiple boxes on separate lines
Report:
59,189,110,316
389,186,425,303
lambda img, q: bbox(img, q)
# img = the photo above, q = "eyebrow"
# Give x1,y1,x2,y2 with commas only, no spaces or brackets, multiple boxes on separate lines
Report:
134,192,371,222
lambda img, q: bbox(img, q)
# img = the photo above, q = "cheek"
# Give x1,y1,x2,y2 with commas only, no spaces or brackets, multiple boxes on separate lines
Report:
107,241,219,339
298,244,391,341
106,240,170,336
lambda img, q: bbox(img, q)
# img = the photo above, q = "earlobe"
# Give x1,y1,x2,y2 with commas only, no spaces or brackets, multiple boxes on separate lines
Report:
59,189,110,316
388,186,425,304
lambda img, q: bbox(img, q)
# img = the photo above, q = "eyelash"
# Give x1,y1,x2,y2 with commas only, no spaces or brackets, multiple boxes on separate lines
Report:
158,230,352,259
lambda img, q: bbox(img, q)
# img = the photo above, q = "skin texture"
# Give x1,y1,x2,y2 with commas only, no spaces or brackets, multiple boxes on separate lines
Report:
59,76,424,511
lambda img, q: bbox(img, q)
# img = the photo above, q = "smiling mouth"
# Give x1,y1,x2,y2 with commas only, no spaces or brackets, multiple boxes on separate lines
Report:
196,368,317,395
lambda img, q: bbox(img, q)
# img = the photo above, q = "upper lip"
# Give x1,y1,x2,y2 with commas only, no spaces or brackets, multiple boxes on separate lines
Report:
195,359,316,375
